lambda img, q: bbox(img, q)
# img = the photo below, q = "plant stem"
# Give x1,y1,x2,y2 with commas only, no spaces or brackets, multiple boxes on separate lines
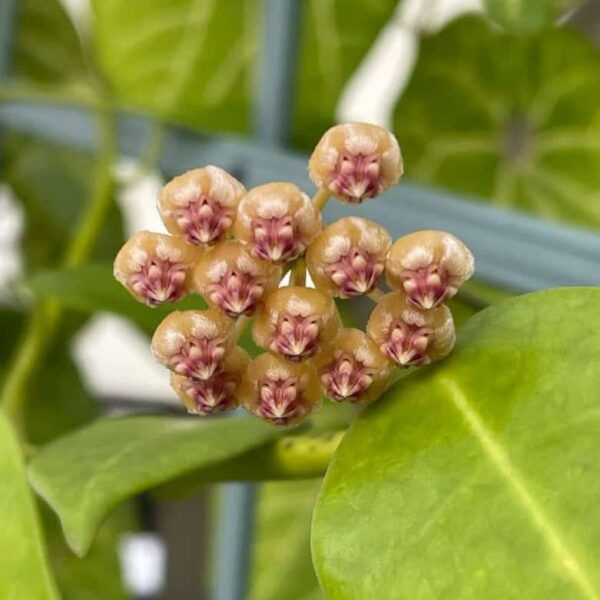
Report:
291,257,306,286
312,187,330,211
0,106,116,438
234,316,251,342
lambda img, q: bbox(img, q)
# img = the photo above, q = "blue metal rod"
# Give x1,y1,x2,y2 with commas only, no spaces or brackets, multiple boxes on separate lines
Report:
2,100,600,293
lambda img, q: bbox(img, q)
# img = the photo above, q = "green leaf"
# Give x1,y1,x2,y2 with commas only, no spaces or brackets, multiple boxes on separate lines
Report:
313,288,600,599
483,0,580,34
27,263,206,334
29,415,276,556
393,17,600,230
91,0,259,133
14,0,86,82
250,480,322,600
0,411,58,599
293,0,398,148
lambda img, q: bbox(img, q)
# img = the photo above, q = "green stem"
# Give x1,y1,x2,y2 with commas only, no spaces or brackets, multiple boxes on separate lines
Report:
290,257,306,286
312,187,330,211
0,106,116,438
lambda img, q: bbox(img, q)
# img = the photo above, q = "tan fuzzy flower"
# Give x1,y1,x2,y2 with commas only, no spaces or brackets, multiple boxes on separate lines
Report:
313,328,392,405
386,230,474,309
193,241,282,318
366,291,455,367
309,122,403,203
239,353,322,427
233,182,322,264
158,166,245,245
113,231,203,307
306,217,391,298
252,286,341,362
152,309,236,380
170,346,250,415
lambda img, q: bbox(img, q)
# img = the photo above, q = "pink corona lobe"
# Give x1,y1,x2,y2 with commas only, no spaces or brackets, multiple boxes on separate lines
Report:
401,264,452,309
330,153,382,203
257,377,304,426
321,355,374,402
129,258,188,307
180,375,238,414
251,216,301,263
326,246,384,297
270,314,321,361
171,337,227,380
381,321,431,366
172,196,233,245
207,269,264,318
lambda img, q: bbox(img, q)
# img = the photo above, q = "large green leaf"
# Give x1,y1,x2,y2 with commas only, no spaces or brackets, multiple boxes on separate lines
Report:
0,411,58,599
393,17,600,229
14,0,85,82
293,0,398,148
250,480,322,600
29,415,276,556
91,0,259,132
313,288,600,599
483,0,580,34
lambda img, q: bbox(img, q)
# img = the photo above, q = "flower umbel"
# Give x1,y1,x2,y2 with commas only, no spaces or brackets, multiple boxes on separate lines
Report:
309,123,403,203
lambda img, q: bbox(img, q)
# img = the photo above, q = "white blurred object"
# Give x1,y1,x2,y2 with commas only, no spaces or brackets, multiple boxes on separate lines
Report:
119,533,166,598
72,313,174,400
337,0,482,127
0,185,24,300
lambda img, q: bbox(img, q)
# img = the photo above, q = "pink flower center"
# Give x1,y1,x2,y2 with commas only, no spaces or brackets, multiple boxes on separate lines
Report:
181,374,238,414
321,355,374,402
325,246,384,297
257,377,304,426
381,321,432,366
251,216,302,264
401,263,452,309
129,258,188,307
270,314,321,361
329,153,381,203
171,196,233,245
171,337,227,380
207,269,265,317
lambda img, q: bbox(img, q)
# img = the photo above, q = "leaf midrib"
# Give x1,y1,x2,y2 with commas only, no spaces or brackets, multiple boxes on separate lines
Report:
438,376,599,600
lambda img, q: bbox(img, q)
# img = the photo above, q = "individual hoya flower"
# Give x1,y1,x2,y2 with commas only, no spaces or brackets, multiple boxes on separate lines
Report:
366,292,455,367
233,182,322,264
308,122,403,203
386,230,474,309
114,231,202,307
313,328,391,405
170,346,249,415
158,166,246,245
193,241,281,318
239,353,322,427
252,286,340,362
152,309,235,380
306,217,391,298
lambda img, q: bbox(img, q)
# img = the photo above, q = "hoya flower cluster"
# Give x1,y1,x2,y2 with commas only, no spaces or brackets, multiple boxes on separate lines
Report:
114,123,474,427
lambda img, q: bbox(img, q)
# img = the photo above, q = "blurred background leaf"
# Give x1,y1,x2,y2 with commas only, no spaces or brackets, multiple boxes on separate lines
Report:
90,0,260,133
483,0,582,34
393,16,600,229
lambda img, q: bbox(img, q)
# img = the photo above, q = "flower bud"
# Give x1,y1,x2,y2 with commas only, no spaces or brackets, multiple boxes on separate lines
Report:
152,309,235,380
233,182,322,264
170,346,249,415
113,231,202,307
193,241,282,318
239,353,322,427
313,328,391,405
158,166,245,245
386,230,474,309
252,286,340,361
306,217,391,298
366,292,455,367
308,122,402,203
